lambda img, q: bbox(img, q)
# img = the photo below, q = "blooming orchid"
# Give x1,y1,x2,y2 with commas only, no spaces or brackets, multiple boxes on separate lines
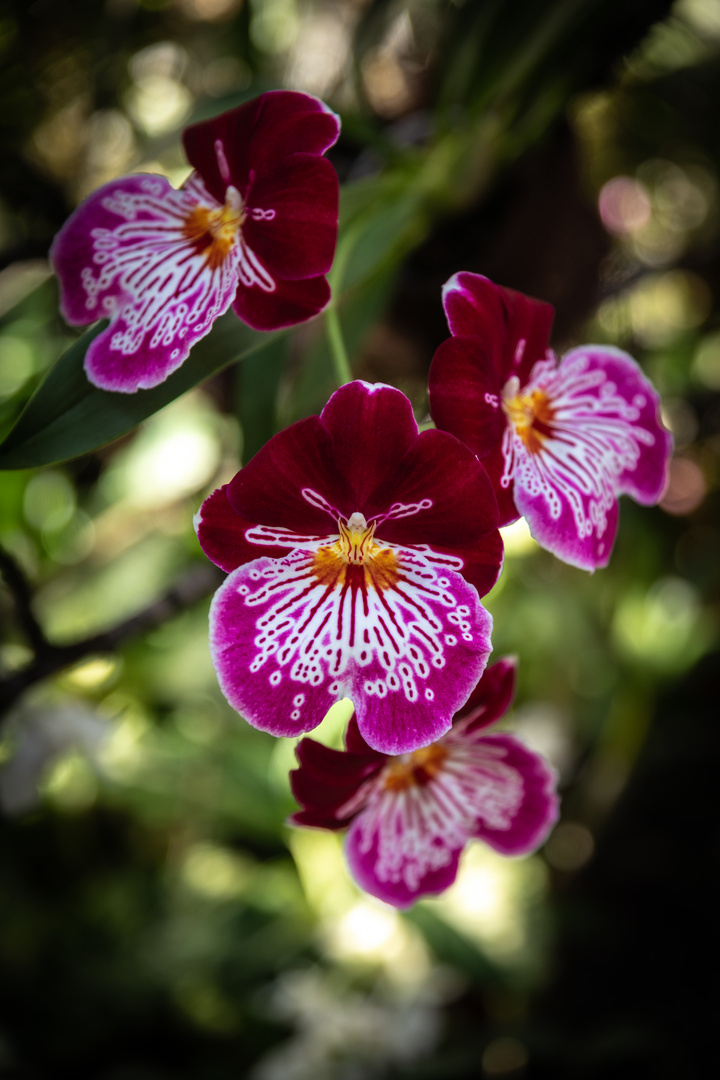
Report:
51,91,340,392
290,658,559,908
195,380,503,755
429,273,673,570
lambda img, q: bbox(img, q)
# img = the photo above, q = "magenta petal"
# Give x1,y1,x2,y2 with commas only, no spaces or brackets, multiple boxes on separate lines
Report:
227,416,350,532
243,155,339,280
195,486,295,572
429,529,504,600
509,346,671,569
369,429,500,549
319,382,420,507
209,556,339,739
233,272,331,331
429,336,508,459
51,173,239,392
516,477,619,570
350,562,493,755
457,656,518,732
209,546,492,755
567,346,673,504
442,272,554,382
345,818,461,908
470,733,559,856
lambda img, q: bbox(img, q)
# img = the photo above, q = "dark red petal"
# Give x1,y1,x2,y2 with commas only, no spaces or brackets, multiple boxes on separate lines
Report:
481,442,520,527
295,735,384,784
194,486,293,571
443,272,507,353
233,273,330,331
319,382,420,508
289,735,385,829
429,336,507,459
442,272,554,382
248,90,340,176
501,283,555,383
183,97,261,203
345,713,375,755
243,155,339,280
290,807,348,830
431,528,504,600
227,415,351,533
370,429,500,549
456,656,518,731
182,91,340,205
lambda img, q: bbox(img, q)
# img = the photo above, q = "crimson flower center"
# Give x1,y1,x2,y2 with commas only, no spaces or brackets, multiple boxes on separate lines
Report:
502,375,556,454
382,742,449,792
182,185,246,270
311,512,400,590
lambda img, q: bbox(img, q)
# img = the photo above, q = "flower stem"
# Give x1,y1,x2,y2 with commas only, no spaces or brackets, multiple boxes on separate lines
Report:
326,305,352,386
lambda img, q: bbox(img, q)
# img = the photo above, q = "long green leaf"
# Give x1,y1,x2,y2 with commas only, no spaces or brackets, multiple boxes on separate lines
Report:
0,313,281,470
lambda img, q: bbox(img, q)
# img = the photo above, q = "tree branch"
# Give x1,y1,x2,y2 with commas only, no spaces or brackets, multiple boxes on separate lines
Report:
0,545,49,654
0,562,223,718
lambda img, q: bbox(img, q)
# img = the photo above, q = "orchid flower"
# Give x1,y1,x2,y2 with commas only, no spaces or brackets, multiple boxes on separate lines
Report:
51,90,340,392
290,658,559,907
195,380,503,755
429,273,673,570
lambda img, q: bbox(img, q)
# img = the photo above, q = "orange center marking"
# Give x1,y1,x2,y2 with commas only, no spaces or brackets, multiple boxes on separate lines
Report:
382,742,449,792
183,186,245,270
502,377,555,454
311,513,400,591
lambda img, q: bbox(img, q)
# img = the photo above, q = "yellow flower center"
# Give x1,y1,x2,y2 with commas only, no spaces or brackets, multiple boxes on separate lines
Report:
382,742,449,792
502,375,555,454
183,186,245,270
312,513,400,591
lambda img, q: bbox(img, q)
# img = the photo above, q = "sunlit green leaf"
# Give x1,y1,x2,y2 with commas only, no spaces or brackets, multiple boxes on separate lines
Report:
0,313,281,470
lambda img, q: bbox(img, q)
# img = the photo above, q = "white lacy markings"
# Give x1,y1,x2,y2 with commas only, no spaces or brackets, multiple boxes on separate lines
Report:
245,523,334,548
239,542,474,727
351,721,524,892
236,235,275,292
379,499,433,523
502,353,656,542
301,487,342,518
82,174,274,359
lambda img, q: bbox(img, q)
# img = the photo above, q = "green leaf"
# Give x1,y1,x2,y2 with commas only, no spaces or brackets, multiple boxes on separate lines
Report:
236,333,289,463
0,313,282,470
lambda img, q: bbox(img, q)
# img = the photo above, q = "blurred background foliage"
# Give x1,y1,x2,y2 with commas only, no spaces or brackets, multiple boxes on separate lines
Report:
0,0,719,1076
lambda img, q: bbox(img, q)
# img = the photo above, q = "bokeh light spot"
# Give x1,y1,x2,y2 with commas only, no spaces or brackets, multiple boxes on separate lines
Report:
660,457,706,515
544,822,594,871
599,176,652,235
482,1036,529,1075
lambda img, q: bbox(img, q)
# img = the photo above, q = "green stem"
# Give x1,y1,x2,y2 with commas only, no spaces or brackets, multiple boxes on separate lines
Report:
325,305,352,386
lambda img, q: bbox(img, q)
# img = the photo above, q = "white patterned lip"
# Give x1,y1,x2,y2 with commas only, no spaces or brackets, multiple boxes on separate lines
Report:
209,536,491,755
500,352,658,547
351,732,524,893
